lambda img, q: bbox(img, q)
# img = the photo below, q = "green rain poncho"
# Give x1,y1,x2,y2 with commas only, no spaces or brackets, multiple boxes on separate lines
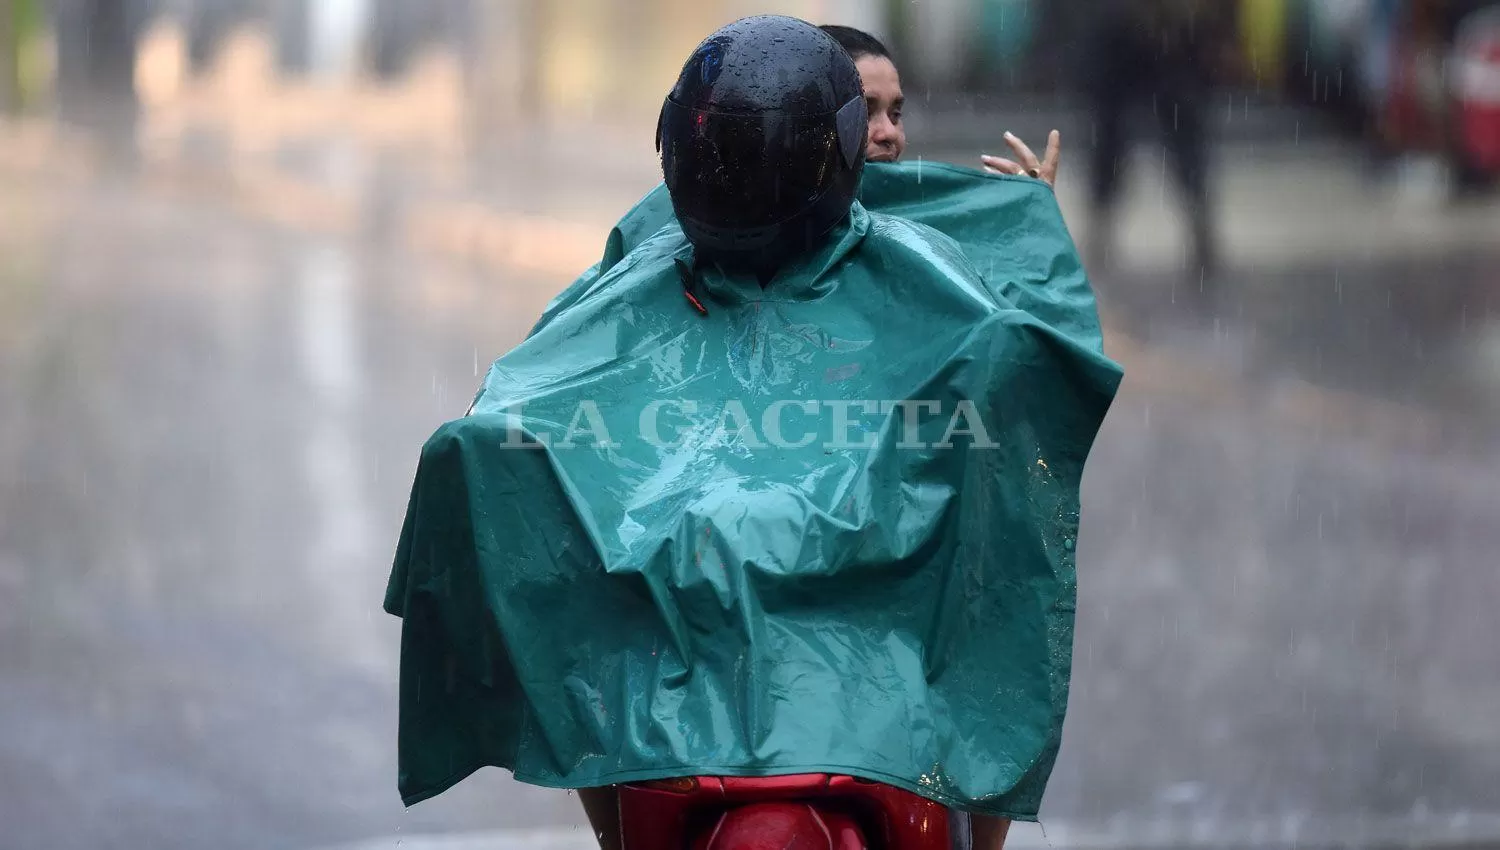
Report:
385,161,1122,818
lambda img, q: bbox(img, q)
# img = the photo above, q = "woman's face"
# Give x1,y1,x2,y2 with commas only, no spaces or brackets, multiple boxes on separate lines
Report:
856,55,906,163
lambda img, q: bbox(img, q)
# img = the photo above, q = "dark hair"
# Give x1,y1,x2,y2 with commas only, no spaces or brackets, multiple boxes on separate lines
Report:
818,25,892,62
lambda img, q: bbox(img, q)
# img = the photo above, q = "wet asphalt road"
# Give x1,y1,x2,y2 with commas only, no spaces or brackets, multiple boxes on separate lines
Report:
1,146,1498,849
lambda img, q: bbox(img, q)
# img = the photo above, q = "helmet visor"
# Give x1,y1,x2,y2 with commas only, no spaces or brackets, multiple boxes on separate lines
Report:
658,99,862,230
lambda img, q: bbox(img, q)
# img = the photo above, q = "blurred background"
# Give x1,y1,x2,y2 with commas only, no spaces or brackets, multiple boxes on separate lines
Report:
2,1,1499,848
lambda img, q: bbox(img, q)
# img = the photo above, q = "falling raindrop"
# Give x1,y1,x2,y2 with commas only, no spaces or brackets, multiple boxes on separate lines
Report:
1159,147,1168,210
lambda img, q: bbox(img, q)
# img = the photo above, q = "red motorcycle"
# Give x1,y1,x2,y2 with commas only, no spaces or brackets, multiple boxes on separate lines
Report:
617,773,969,849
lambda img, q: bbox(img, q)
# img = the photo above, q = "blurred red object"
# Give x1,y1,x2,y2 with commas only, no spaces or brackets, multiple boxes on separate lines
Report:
1386,38,1449,148
1453,8,1500,172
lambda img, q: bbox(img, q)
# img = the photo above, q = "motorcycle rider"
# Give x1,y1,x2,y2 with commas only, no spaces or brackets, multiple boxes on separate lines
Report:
576,16,1011,849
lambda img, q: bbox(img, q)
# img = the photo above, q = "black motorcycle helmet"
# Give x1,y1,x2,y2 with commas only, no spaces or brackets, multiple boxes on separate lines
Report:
656,15,868,275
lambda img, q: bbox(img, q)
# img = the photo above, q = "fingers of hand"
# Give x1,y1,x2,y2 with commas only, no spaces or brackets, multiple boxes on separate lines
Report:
981,155,1024,175
1044,130,1062,172
1002,131,1042,171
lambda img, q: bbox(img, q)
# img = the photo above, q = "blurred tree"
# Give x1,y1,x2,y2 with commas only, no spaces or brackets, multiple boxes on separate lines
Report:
1,0,42,114
368,0,465,82
883,0,911,74
51,0,146,131
0,0,17,114
466,0,543,144
368,0,415,80
186,0,254,77
971,0,1037,90
1240,0,1290,88
272,0,311,76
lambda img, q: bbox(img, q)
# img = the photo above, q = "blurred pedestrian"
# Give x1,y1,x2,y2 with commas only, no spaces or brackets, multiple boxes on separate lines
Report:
1359,0,1402,166
1,0,17,114
1083,0,1238,278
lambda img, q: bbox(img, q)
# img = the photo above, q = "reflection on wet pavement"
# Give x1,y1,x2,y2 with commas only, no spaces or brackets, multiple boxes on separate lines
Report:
1100,255,1500,428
